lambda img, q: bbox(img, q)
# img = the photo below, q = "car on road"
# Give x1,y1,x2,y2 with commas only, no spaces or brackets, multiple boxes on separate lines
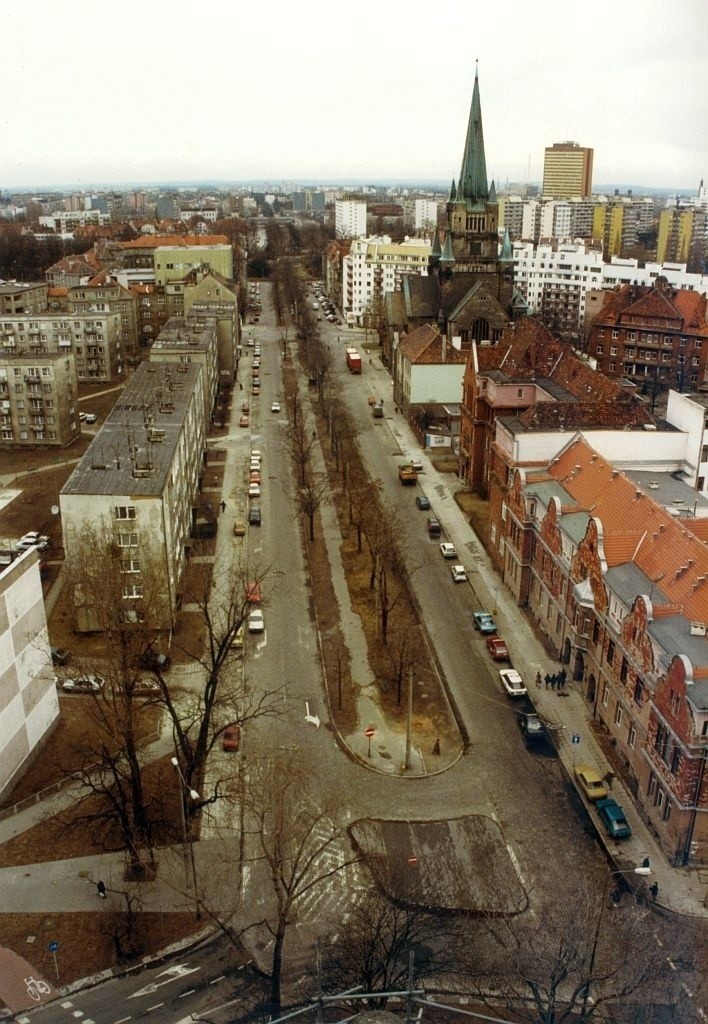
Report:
252,359,260,370
51,645,70,665
61,674,104,693
131,675,160,695
486,635,509,660
499,668,526,697
245,581,262,603
596,797,632,839
248,482,261,498
230,624,244,649
440,542,457,559
78,411,87,422
251,449,262,459
271,401,281,413
233,521,246,537
222,724,241,751
451,564,467,583
250,470,261,484
239,414,250,427
85,413,97,424
574,766,609,802
517,707,546,745
248,609,265,633
251,385,260,396
473,611,497,634
415,494,431,510
248,506,261,526
241,401,249,413
408,457,423,473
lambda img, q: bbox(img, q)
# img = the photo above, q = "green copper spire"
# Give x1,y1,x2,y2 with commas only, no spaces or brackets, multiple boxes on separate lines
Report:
431,229,442,258
458,64,488,204
449,178,457,201
499,226,513,262
440,231,455,263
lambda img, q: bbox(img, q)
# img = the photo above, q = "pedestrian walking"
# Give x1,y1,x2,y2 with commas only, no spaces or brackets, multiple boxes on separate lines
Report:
550,674,557,691
432,738,441,756
97,880,106,898
220,500,226,513
649,882,659,901
544,673,551,689
559,668,567,689
603,771,615,790
535,671,542,689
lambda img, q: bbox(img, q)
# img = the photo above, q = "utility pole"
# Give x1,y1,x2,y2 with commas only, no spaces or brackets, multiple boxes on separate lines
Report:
404,667,413,770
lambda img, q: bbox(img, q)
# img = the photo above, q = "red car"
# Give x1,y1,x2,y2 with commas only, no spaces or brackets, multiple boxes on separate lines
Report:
486,635,509,660
222,724,241,752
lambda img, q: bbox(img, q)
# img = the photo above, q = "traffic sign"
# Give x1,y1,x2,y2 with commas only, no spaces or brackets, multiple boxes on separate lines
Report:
48,941,59,953
364,726,375,738
571,733,581,745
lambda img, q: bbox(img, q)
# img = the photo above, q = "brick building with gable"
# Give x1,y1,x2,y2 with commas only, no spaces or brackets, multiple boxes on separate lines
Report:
493,433,707,864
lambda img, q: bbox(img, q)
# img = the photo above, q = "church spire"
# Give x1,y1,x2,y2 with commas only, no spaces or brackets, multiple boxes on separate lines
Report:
457,62,488,205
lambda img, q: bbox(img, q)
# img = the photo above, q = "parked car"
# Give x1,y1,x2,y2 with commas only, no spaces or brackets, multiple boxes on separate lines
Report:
230,624,244,649
131,675,160,695
242,401,250,413
222,724,241,751
486,635,509,660
239,414,250,427
427,517,441,537
51,645,70,666
251,385,260,396
248,482,261,498
440,542,457,559
139,647,171,671
574,765,609,802
596,797,632,839
415,494,431,511
248,609,265,633
473,611,497,634
245,581,262,603
499,668,526,697
250,470,261,484
250,459,261,472
62,674,104,693
271,401,281,413
85,413,97,424
517,707,546,745
451,564,467,583
18,532,49,551
251,448,262,460
233,521,246,537
248,506,262,526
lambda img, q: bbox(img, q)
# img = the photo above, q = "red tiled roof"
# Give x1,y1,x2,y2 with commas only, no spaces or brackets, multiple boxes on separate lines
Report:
399,324,466,364
548,435,708,623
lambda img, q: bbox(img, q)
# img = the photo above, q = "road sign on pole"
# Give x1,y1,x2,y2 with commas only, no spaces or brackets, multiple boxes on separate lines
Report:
48,941,59,981
365,725,375,759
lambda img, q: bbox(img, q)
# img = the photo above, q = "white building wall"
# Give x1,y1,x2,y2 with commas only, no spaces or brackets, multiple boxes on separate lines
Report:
666,390,708,493
414,199,438,231
335,201,367,240
0,549,59,800
408,363,465,405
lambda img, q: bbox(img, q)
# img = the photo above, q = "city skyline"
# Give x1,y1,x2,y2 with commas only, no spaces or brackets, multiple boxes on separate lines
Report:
1,0,707,192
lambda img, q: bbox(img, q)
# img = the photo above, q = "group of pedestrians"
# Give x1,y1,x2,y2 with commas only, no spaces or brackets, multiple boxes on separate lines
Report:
535,667,568,691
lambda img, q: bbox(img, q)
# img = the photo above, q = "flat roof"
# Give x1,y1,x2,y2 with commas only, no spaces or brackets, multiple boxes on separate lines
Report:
61,361,201,498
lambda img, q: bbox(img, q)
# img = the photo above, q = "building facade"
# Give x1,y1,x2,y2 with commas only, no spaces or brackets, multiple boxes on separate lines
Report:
60,360,206,633
490,434,708,865
335,200,367,240
0,549,60,802
512,241,604,337
0,311,123,381
342,236,431,324
0,352,80,447
0,282,48,316
541,141,593,199
586,279,708,392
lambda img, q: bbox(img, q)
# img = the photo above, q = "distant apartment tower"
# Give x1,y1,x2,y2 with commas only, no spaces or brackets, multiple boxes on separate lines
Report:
542,142,593,199
0,352,80,447
657,204,707,273
335,200,367,239
414,199,439,232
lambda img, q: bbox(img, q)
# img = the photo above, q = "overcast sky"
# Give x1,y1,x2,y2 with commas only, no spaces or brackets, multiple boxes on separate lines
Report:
2,0,706,192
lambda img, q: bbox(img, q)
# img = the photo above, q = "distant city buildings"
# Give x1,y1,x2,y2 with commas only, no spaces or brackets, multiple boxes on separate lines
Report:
541,141,594,198
341,235,431,323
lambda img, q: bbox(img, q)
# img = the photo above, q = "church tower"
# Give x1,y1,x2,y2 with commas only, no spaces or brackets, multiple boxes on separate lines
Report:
439,65,499,277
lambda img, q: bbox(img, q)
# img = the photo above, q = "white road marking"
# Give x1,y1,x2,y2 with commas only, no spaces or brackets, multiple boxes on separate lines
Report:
209,975,225,985
178,990,195,998
146,1004,164,1013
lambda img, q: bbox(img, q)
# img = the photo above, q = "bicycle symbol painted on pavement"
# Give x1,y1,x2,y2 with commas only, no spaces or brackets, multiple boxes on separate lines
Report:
24,976,51,1002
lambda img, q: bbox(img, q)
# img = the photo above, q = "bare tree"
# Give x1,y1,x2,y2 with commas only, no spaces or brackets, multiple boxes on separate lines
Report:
323,891,447,1008
244,752,362,1016
284,390,315,486
164,559,284,798
463,888,690,1024
297,468,329,542
383,625,422,705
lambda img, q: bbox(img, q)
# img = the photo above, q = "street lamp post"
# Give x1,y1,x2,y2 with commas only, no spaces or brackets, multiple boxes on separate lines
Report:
581,864,651,1016
171,756,201,918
